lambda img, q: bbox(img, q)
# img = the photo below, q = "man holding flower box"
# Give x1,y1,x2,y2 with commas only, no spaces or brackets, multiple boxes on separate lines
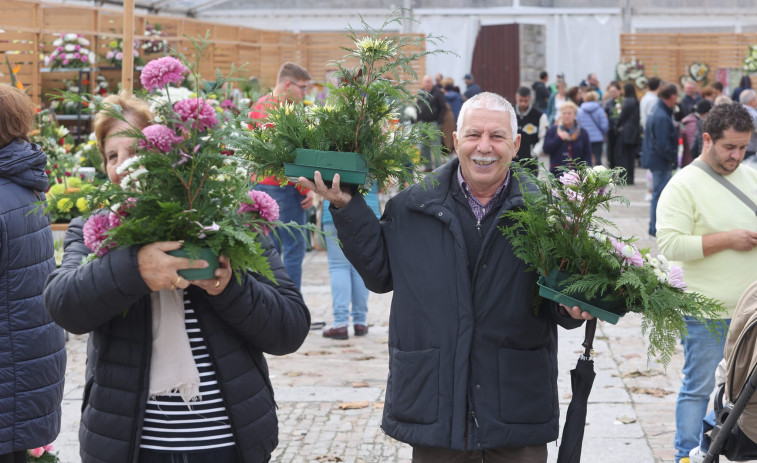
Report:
301,92,590,463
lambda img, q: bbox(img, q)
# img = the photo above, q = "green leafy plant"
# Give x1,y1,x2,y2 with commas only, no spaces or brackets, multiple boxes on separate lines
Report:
50,36,310,282
501,162,725,366
243,10,444,192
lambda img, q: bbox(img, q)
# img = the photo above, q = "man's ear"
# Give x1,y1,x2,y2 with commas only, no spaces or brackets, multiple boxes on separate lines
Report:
701,132,713,154
513,133,522,154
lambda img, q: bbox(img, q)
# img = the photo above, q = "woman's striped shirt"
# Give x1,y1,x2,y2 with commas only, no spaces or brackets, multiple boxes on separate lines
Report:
139,293,235,452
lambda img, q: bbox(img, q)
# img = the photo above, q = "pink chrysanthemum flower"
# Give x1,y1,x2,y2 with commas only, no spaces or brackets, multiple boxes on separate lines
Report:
139,124,183,153
239,190,280,236
83,213,118,257
609,237,643,268
173,98,219,132
559,170,581,186
667,264,687,290
140,56,187,92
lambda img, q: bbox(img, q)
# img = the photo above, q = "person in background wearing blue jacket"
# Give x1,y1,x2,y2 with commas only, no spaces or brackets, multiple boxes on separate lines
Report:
641,83,679,237
321,184,382,340
0,85,66,463
576,90,609,166
299,92,590,463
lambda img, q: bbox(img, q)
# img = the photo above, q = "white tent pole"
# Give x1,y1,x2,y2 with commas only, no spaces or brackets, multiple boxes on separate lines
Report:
122,0,135,96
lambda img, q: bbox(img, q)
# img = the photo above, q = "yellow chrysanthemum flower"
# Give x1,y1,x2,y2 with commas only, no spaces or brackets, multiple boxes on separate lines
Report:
57,197,73,212
75,197,88,212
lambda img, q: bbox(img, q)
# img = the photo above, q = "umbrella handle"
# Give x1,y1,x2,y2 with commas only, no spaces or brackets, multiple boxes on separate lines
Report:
582,318,597,357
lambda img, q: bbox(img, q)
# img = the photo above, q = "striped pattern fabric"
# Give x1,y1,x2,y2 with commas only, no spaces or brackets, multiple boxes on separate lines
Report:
139,293,235,452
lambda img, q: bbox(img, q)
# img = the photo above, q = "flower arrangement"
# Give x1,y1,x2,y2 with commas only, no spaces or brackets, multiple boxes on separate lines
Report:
27,444,59,462
501,163,725,366
243,11,443,192
103,38,144,68
44,34,95,69
56,37,297,282
142,23,169,55
744,45,757,73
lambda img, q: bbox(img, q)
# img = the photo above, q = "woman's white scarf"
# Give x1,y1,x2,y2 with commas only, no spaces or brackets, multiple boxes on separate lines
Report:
148,289,201,403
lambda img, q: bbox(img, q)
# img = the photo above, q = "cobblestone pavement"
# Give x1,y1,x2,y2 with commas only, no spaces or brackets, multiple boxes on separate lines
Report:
52,167,721,462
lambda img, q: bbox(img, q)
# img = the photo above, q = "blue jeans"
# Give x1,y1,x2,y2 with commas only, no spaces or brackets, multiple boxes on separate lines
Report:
649,169,672,236
674,317,730,462
324,223,369,327
254,184,307,290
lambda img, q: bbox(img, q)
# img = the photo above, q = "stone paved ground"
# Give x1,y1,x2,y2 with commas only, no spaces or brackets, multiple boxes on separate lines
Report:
51,167,732,462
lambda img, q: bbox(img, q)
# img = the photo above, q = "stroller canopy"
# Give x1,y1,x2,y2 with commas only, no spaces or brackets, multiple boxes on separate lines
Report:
724,280,757,444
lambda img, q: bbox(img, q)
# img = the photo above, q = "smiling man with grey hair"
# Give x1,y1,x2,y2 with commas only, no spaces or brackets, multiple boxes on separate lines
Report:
298,91,591,463
739,88,757,159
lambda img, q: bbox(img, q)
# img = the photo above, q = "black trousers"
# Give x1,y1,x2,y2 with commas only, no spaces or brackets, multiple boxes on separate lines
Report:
138,447,247,463
0,451,26,463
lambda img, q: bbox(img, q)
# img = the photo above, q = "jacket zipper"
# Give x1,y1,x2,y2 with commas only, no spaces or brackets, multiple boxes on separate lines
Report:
130,296,152,463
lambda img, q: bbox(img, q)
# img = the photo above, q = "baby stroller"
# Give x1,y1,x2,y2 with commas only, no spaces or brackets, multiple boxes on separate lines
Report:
703,280,757,463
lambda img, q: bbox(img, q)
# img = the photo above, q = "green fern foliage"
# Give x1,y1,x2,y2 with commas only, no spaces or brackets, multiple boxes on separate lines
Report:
502,162,725,367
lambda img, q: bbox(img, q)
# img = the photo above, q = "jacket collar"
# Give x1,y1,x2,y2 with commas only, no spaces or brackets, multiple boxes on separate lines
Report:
406,158,529,215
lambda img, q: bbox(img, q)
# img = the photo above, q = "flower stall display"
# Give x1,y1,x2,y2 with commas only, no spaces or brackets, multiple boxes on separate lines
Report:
142,23,170,55
27,444,60,462
744,45,757,73
44,34,95,69
245,11,443,192
501,163,725,365
103,38,144,68
56,38,300,282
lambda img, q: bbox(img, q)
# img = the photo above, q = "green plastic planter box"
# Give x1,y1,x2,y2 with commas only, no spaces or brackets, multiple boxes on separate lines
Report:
284,148,368,186
167,247,219,280
536,268,627,324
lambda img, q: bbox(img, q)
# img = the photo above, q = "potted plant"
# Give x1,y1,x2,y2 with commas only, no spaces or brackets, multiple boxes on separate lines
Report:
243,11,443,192
501,163,725,365
54,37,297,282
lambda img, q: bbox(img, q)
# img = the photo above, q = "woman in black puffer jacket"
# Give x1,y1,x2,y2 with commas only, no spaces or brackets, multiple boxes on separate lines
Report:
0,85,66,463
44,94,310,463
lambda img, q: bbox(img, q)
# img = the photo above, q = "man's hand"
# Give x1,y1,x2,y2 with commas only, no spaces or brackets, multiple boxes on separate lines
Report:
728,229,757,251
297,172,353,209
703,229,757,256
560,303,596,321
300,190,314,210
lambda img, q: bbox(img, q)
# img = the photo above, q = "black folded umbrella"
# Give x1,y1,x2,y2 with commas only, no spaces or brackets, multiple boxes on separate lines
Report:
557,318,598,463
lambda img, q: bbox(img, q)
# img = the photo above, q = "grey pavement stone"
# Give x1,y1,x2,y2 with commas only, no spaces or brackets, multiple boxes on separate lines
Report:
52,166,710,463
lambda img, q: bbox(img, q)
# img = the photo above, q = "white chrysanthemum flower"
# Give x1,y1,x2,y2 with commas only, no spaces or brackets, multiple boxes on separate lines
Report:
116,155,143,175
52,39,63,47
64,33,78,41
621,245,636,259
592,165,608,173
653,268,667,284
65,44,75,52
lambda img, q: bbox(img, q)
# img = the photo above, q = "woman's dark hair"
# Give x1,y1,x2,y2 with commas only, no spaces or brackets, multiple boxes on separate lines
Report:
702,102,754,143
623,83,637,99
740,76,752,89
0,85,36,149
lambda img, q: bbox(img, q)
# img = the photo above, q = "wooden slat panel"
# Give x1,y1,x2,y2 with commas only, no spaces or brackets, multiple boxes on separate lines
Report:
41,6,97,35
0,2,426,106
621,33,757,91
0,1,38,31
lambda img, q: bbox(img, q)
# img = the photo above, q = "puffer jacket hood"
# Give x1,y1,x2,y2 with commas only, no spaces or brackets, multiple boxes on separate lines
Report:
576,101,609,143
0,140,49,192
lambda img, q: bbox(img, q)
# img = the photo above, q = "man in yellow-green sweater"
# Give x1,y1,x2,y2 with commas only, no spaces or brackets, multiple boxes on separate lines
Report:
657,102,757,463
